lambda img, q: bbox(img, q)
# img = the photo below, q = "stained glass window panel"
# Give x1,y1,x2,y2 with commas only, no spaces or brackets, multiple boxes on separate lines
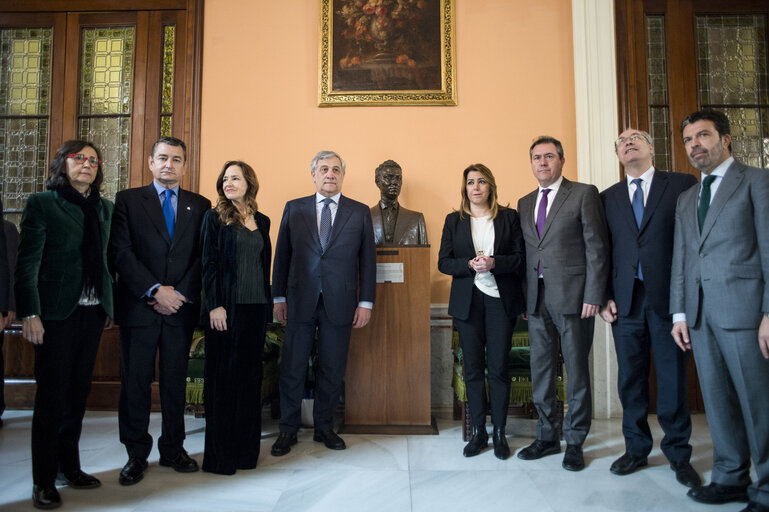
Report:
697,15,769,168
79,117,130,200
645,15,671,171
0,28,52,224
162,25,175,115
80,27,134,115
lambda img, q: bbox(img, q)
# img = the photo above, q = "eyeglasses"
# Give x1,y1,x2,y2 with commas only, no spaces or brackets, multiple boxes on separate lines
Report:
66,153,101,166
614,133,646,149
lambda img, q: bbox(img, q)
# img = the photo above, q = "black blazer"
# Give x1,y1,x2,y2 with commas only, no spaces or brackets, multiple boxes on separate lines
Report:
109,183,211,328
200,208,271,326
601,170,697,317
438,207,526,321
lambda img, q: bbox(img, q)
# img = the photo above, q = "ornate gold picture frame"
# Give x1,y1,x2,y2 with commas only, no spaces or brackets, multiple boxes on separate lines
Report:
319,0,456,107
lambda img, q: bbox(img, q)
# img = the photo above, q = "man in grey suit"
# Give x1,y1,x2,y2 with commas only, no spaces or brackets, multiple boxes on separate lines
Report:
670,109,769,511
370,160,428,246
271,150,376,456
517,136,609,471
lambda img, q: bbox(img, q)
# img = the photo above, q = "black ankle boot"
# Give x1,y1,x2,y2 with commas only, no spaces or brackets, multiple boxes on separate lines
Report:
463,426,489,457
493,426,510,460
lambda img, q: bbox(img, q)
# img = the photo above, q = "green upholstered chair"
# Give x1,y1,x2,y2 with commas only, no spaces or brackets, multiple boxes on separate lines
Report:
185,323,283,418
451,319,566,441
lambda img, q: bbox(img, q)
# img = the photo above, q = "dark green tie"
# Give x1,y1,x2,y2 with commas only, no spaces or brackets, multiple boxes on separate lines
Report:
698,175,717,231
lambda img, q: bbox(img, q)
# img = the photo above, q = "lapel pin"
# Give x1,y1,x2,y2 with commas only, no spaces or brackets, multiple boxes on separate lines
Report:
187,206,191,210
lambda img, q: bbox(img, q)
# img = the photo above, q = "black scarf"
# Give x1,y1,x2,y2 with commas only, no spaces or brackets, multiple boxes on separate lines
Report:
59,184,103,297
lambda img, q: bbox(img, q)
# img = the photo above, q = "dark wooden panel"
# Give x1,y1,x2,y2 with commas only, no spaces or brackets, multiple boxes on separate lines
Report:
345,246,434,432
0,1,186,12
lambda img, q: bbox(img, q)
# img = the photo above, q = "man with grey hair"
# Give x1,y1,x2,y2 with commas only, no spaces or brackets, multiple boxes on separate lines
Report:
600,128,699,486
271,150,376,456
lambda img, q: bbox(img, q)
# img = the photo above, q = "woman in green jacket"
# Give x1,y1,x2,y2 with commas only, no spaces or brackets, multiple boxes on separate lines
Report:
15,140,114,510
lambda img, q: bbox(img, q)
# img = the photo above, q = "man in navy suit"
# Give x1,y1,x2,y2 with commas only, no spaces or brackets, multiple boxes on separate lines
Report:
671,110,769,511
109,137,211,485
270,150,376,456
599,129,699,487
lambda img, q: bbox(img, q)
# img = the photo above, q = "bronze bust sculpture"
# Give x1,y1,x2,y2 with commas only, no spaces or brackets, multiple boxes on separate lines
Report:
370,160,428,246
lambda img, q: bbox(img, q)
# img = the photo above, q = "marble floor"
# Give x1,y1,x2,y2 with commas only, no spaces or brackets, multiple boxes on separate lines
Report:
0,409,752,512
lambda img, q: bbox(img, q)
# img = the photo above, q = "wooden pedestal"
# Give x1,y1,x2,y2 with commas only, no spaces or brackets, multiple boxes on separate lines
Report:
343,246,436,434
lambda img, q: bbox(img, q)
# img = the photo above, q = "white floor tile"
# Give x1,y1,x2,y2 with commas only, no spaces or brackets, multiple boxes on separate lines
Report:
0,409,735,512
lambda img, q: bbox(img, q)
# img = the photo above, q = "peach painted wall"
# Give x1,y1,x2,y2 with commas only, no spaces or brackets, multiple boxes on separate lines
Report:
199,0,576,303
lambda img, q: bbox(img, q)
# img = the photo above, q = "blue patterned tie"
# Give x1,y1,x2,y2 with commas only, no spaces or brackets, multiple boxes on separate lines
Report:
319,197,333,251
631,178,644,280
163,188,175,240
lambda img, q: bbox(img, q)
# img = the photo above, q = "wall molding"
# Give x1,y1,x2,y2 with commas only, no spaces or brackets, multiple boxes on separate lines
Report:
572,0,622,419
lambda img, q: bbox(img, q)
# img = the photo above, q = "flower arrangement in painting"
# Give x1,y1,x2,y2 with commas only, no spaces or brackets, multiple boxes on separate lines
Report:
336,0,431,69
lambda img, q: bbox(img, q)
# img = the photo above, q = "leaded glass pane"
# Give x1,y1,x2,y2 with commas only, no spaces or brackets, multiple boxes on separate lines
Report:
80,27,134,115
697,15,769,168
719,108,765,169
160,115,172,137
79,117,130,200
645,15,672,172
0,28,52,116
79,26,134,198
161,25,175,115
650,107,672,172
697,16,768,106
0,28,52,224
646,16,668,105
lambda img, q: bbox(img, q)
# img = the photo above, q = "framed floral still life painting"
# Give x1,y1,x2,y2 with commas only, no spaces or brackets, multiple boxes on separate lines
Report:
319,0,456,106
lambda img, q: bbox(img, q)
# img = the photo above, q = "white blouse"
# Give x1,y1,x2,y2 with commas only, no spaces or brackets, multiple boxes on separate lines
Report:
470,215,499,297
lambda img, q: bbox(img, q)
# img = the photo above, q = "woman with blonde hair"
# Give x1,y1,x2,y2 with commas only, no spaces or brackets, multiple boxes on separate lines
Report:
438,163,525,459
200,161,271,474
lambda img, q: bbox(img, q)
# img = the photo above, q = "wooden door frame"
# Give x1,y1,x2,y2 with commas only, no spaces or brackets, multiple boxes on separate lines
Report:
615,0,769,177
0,0,205,193
0,0,205,410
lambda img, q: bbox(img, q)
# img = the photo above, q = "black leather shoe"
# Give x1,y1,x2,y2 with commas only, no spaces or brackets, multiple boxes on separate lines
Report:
562,444,585,471
55,469,101,489
32,485,61,510
313,430,346,450
118,457,148,486
610,453,647,475
671,461,701,488
687,482,749,504
739,502,769,512
271,432,298,456
463,426,489,457
492,426,510,460
159,449,199,473
517,439,560,460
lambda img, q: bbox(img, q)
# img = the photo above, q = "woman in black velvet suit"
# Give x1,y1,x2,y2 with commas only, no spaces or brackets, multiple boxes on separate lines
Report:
438,164,525,460
200,161,271,475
